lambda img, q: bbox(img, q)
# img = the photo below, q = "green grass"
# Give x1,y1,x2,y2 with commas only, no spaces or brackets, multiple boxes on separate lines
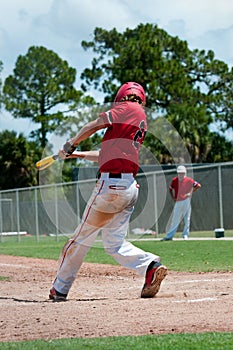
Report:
0,233,232,349
135,240,233,272
0,333,233,350
0,233,232,272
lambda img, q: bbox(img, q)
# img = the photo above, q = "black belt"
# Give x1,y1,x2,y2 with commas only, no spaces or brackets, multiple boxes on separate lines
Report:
109,173,122,178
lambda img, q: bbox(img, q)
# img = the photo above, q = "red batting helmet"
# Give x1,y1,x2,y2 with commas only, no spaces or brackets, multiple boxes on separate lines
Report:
114,82,146,105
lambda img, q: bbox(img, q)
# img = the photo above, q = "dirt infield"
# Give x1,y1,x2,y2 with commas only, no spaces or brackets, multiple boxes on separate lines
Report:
0,254,232,342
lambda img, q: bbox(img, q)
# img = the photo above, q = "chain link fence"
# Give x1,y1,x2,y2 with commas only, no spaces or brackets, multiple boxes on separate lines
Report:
0,162,232,241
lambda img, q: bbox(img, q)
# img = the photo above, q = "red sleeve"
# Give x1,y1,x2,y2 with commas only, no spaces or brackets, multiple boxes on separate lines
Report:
193,181,200,188
99,111,113,127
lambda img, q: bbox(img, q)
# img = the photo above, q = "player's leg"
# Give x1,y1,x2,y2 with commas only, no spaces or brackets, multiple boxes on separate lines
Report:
102,203,167,298
102,205,159,275
101,180,167,298
163,201,183,240
182,200,191,239
51,225,100,298
50,180,115,300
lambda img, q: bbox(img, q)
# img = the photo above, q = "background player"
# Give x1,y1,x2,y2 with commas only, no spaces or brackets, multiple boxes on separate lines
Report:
162,165,201,241
49,82,167,301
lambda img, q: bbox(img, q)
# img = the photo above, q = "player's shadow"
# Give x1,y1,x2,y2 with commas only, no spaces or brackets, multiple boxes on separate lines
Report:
0,296,46,303
75,298,108,302
1,296,145,303
0,296,109,303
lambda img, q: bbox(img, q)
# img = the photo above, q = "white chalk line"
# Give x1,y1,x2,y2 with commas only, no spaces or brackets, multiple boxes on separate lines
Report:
167,277,233,284
173,297,218,303
0,263,31,269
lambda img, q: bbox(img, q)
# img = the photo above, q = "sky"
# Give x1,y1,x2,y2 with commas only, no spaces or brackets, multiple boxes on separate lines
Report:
0,0,233,138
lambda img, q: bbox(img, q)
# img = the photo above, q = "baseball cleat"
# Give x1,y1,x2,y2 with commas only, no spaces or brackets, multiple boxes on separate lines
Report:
141,263,167,298
49,287,67,302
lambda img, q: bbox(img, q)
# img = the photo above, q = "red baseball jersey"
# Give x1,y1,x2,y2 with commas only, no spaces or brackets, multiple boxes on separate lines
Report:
98,101,147,176
170,176,199,201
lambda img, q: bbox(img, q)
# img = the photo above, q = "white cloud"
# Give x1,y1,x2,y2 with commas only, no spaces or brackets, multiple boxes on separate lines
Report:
140,0,233,35
130,0,233,64
191,25,233,64
0,110,36,135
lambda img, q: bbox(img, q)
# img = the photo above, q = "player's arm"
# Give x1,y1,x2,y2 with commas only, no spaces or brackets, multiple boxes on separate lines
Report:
192,182,201,193
169,185,176,201
59,150,99,162
70,117,105,147
61,116,106,157
186,182,201,197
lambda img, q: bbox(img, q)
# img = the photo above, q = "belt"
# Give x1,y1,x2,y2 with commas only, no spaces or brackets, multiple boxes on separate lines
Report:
109,173,122,178
100,172,134,180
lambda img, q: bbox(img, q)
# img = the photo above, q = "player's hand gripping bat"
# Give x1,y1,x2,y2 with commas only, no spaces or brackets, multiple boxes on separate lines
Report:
36,142,76,171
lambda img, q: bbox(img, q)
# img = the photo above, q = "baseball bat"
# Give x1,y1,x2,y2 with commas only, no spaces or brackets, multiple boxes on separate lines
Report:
36,154,59,171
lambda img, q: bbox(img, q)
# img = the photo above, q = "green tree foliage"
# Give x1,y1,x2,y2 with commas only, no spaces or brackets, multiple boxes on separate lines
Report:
0,130,40,189
206,133,233,162
209,70,233,131
3,46,84,149
81,24,233,163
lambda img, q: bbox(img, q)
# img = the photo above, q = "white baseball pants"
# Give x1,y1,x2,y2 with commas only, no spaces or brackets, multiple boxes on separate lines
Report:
53,173,160,295
165,197,192,239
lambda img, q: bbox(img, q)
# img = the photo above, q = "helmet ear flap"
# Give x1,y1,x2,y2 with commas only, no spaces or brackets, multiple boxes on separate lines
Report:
114,82,146,105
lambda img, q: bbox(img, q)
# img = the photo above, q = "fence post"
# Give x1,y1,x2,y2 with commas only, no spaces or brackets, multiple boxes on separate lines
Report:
76,182,80,227
218,164,224,228
54,184,59,242
153,173,159,234
16,190,21,242
35,188,39,242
